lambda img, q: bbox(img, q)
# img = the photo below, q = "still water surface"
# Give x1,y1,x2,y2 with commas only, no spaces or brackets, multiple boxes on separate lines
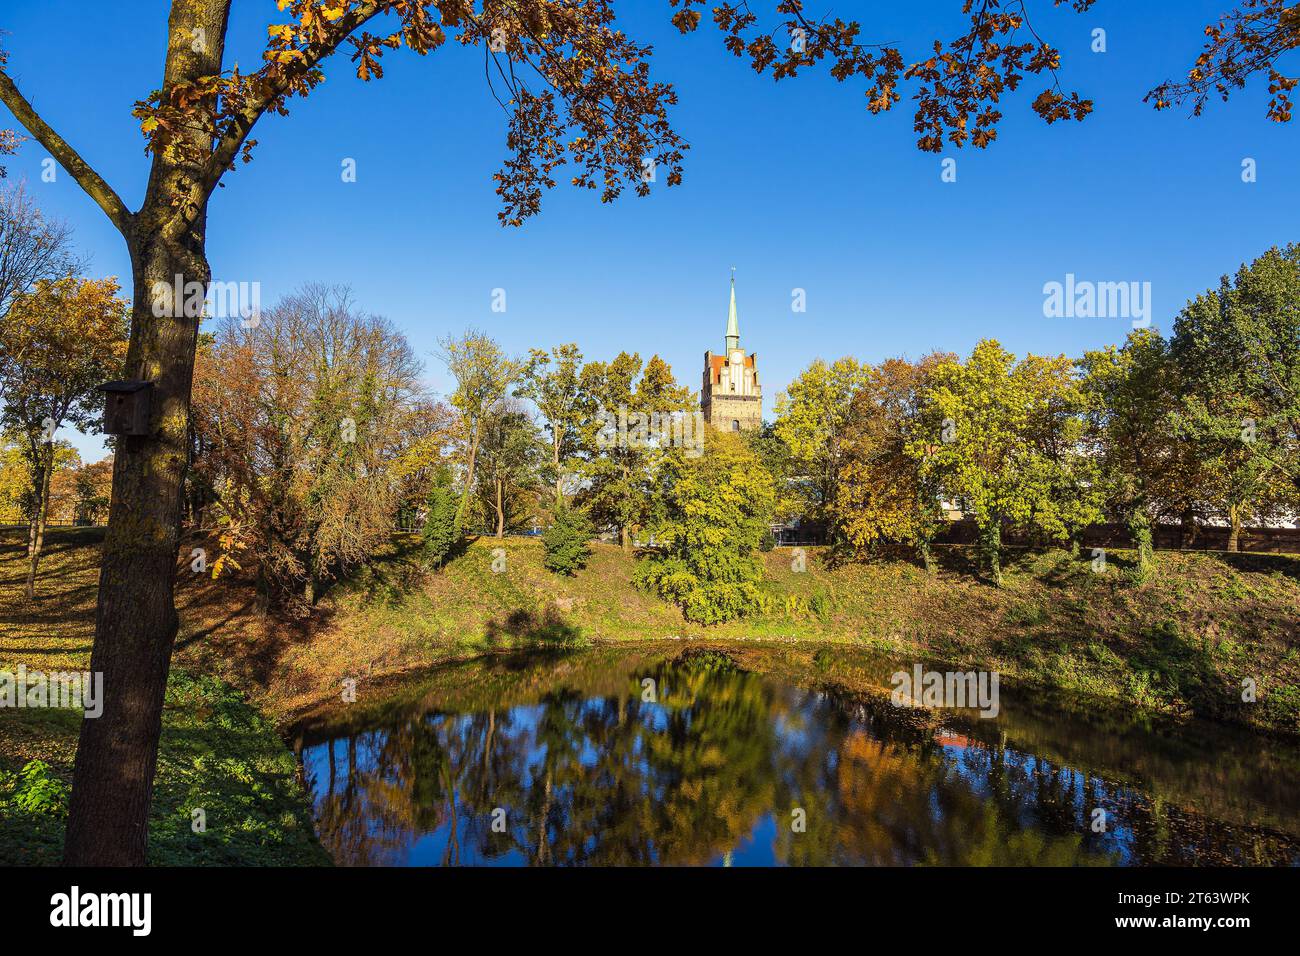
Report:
294,645,1300,866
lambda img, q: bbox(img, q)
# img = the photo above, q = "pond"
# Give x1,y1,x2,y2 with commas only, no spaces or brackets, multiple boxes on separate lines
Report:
292,643,1300,866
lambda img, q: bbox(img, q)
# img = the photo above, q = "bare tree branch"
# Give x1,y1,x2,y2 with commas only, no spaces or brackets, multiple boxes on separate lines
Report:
0,70,134,236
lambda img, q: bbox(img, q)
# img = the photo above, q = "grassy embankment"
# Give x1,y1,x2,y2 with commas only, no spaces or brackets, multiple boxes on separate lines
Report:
2,527,1298,862
249,533,1300,734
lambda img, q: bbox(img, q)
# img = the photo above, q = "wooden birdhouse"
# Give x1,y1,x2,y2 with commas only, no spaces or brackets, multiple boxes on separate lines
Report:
99,380,154,436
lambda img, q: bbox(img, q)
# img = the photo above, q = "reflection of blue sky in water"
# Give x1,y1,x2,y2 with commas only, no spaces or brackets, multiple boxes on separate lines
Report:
299,660,1300,867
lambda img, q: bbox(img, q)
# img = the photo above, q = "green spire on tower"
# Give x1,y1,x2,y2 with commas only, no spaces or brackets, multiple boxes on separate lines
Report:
725,269,740,352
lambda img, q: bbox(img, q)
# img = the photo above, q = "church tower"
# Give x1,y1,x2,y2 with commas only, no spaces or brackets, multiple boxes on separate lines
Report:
701,273,762,432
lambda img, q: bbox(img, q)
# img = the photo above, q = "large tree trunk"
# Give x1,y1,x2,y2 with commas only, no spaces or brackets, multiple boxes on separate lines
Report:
62,232,208,866
1227,505,1242,553
62,0,227,867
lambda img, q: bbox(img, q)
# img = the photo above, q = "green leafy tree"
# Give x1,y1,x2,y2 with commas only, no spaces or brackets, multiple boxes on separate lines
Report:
578,352,693,550
542,506,594,575
1013,352,1105,553
918,340,1099,586
744,422,798,523
438,330,524,525
422,484,460,570
1171,245,1300,549
474,400,544,538
517,344,589,508
637,428,776,624
1079,329,1191,576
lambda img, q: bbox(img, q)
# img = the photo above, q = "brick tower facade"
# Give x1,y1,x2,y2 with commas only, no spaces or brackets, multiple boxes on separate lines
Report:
701,274,762,432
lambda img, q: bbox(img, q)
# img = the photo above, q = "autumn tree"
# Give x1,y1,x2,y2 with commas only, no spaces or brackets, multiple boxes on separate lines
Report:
0,182,82,420
440,330,524,525
773,357,871,541
636,427,775,624
45,444,85,524
833,353,952,570
73,455,115,526
0,0,1168,867
0,437,27,522
0,276,128,599
192,287,430,606
918,340,1099,586
1148,0,1300,122
0,180,79,326
0,435,79,524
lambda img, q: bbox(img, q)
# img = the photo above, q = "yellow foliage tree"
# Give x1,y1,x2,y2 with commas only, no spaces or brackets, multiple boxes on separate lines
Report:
0,276,128,599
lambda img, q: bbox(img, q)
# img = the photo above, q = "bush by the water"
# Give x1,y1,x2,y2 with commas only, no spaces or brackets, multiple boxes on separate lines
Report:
636,431,776,624
542,507,594,575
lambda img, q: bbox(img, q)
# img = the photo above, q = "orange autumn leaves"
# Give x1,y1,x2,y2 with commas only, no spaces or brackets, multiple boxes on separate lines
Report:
111,1,1295,228
1147,0,1300,123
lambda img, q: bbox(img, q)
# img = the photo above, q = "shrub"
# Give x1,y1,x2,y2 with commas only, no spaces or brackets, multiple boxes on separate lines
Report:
9,761,69,816
809,593,830,619
542,506,594,575
422,485,461,569
636,431,776,624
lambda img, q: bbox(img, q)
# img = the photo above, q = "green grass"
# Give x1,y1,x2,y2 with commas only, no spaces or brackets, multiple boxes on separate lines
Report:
0,528,328,866
0,670,329,866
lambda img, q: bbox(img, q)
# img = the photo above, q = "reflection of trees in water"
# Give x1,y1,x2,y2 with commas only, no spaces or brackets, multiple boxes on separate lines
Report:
303,664,1300,867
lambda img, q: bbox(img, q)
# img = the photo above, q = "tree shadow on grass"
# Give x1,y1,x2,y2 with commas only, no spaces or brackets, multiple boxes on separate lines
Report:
483,605,584,649
1127,620,1223,721
1202,550,1300,585
1037,548,1138,588
342,534,478,610
174,597,258,654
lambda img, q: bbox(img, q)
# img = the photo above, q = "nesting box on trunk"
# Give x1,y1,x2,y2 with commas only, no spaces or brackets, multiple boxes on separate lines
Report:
99,380,154,436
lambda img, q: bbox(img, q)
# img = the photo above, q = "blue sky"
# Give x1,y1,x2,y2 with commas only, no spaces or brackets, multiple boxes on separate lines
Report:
2,1,1297,460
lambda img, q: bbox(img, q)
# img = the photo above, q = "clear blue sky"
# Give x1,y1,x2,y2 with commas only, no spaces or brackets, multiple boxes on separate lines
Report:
2,1,1297,461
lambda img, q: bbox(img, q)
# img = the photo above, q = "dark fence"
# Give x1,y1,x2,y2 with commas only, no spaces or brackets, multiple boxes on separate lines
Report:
0,521,106,531
931,520,1300,555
